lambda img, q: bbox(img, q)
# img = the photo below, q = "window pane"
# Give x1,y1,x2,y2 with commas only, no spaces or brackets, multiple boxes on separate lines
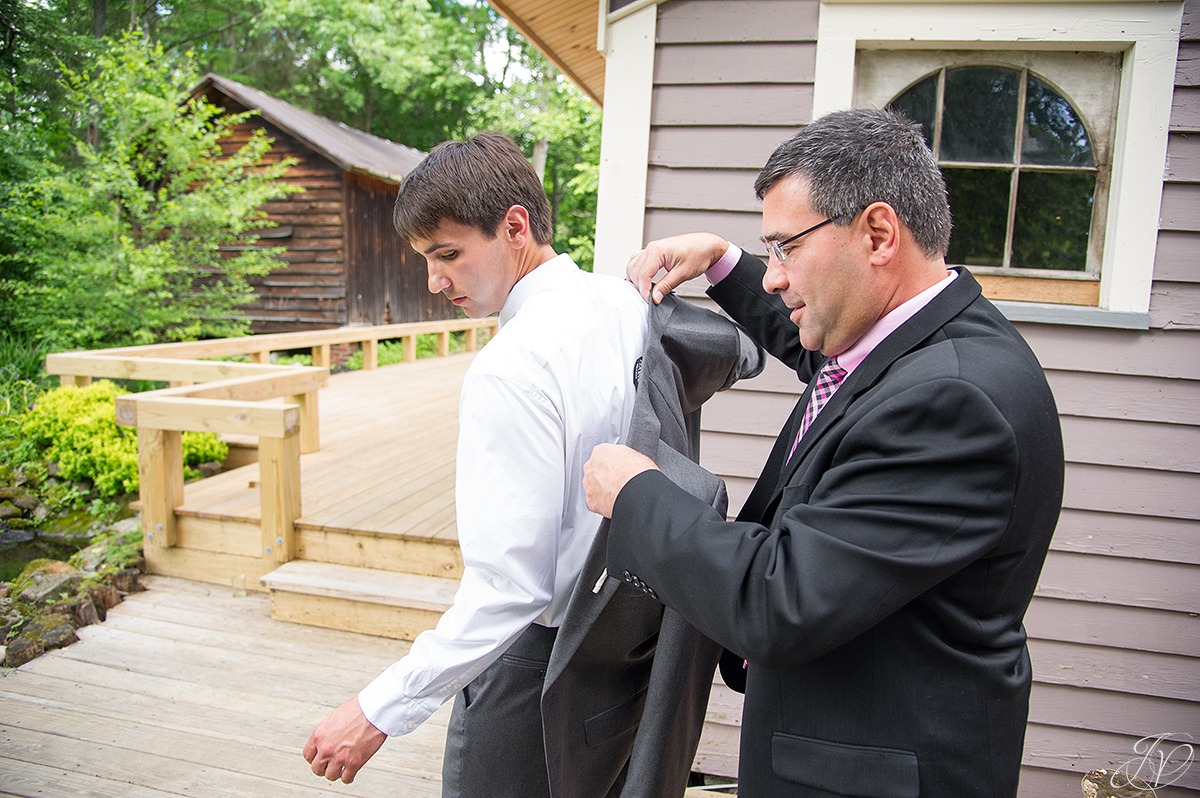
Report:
945,167,1010,267
1011,171,1094,271
1022,75,1095,167
888,74,938,150
941,67,1019,163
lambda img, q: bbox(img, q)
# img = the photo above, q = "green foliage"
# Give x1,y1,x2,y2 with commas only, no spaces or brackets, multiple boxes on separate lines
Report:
0,32,301,350
152,0,602,266
16,381,227,497
273,352,314,367
70,525,145,582
0,331,53,388
1,1,601,345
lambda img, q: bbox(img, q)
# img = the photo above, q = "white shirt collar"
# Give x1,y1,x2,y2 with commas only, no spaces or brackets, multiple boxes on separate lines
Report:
499,253,577,327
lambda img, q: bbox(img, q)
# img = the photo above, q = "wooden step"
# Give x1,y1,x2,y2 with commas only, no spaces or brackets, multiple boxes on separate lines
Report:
261,560,458,641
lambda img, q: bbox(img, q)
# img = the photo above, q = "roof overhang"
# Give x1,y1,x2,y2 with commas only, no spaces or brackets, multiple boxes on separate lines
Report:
488,0,606,106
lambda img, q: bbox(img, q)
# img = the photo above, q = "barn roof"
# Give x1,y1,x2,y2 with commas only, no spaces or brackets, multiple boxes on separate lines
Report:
191,73,427,184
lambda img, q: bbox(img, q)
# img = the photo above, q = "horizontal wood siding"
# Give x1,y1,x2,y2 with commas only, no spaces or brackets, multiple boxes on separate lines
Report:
210,101,349,334
649,0,1200,792
345,172,457,325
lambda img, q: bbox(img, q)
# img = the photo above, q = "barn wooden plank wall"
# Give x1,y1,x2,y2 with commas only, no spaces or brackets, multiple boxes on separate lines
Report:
201,89,455,335
345,172,457,326
646,1,1200,795
219,111,350,332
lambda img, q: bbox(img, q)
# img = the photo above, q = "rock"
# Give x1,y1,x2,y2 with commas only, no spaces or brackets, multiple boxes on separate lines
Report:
0,486,37,509
0,597,20,638
18,571,85,604
88,585,121,621
4,637,43,668
112,517,142,535
197,461,223,478
11,492,38,513
49,594,99,628
112,568,143,594
0,501,20,520
5,612,76,667
0,524,36,548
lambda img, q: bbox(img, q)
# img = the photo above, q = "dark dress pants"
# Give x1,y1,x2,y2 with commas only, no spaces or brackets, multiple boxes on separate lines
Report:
441,622,558,798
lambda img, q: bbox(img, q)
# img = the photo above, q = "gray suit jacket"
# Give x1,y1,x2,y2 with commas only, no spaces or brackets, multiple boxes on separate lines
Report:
541,295,763,798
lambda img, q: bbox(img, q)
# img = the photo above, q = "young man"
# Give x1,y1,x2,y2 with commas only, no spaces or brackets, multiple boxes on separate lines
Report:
584,108,1064,797
303,133,650,795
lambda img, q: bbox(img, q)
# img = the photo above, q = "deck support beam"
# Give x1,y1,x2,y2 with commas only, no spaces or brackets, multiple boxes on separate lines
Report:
259,433,300,563
138,427,183,548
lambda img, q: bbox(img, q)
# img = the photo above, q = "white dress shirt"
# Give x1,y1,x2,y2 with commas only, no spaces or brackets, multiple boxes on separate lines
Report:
358,254,650,736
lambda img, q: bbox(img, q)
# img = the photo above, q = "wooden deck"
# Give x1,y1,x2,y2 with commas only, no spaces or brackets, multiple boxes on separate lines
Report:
144,354,472,602
0,575,735,796
0,575,450,797
29,350,742,789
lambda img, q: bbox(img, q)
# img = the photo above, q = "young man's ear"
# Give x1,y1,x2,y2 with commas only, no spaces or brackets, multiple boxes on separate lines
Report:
500,205,532,249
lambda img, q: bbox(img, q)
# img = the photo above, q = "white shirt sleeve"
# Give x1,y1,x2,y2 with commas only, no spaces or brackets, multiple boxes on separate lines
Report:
357,369,566,736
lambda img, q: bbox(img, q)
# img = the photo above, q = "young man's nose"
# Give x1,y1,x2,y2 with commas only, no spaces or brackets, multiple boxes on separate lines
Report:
427,267,450,295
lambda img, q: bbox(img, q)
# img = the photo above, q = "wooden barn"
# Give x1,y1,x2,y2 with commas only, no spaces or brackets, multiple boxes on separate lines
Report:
188,73,454,334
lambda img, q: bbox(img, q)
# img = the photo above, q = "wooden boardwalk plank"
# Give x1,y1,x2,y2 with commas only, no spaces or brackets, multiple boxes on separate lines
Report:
0,575,447,797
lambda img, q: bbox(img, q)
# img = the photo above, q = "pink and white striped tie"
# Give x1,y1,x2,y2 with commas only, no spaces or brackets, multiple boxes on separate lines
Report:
787,357,848,463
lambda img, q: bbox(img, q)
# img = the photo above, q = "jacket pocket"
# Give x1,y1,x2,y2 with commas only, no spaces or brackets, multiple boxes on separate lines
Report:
771,732,919,798
583,688,647,747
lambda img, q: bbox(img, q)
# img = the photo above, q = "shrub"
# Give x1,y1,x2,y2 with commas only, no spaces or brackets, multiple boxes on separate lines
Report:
17,381,227,497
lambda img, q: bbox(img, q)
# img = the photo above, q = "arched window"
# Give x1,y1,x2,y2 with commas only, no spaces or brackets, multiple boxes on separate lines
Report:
888,66,1098,274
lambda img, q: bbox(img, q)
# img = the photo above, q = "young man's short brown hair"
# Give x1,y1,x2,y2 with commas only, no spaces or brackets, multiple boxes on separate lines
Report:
393,132,553,245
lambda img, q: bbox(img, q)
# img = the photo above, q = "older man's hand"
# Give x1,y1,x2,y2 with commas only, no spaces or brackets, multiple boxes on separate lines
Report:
584,444,659,518
626,233,730,304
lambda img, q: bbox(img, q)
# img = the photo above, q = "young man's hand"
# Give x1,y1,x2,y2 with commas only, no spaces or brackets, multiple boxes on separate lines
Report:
303,696,386,784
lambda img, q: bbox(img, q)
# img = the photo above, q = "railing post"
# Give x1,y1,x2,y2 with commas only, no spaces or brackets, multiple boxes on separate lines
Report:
312,343,331,368
59,375,92,388
437,331,450,357
403,335,417,363
465,327,478,352
361,339,378,370
252,351,271,365
258,430,300,563
288,390,321,453
137,427,183,548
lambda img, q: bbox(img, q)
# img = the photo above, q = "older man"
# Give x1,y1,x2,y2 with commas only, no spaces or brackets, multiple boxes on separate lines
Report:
584,108,1064,797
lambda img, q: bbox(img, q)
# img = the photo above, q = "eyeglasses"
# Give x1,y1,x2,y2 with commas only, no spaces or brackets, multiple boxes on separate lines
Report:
764,218,835,262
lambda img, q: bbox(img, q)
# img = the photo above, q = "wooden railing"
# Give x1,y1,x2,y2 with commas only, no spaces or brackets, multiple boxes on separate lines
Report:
44,317,498,565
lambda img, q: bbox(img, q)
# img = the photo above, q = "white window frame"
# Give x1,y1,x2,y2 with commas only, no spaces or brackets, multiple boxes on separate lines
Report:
813,0,1184,328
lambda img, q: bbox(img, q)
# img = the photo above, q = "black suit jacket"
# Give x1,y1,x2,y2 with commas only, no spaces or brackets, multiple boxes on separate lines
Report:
606,253,1064,798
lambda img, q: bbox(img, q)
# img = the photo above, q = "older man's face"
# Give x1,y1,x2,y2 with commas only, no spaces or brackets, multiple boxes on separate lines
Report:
760,177,881,357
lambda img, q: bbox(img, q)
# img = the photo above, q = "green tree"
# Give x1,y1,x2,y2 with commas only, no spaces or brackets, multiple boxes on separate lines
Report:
150,0,602,265
0,32,300,350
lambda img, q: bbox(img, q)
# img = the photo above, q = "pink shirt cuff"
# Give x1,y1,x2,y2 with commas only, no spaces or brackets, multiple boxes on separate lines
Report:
705,242,742,285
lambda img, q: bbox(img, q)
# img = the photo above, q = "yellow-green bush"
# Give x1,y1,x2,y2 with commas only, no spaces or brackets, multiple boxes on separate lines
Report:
18,380,227,497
